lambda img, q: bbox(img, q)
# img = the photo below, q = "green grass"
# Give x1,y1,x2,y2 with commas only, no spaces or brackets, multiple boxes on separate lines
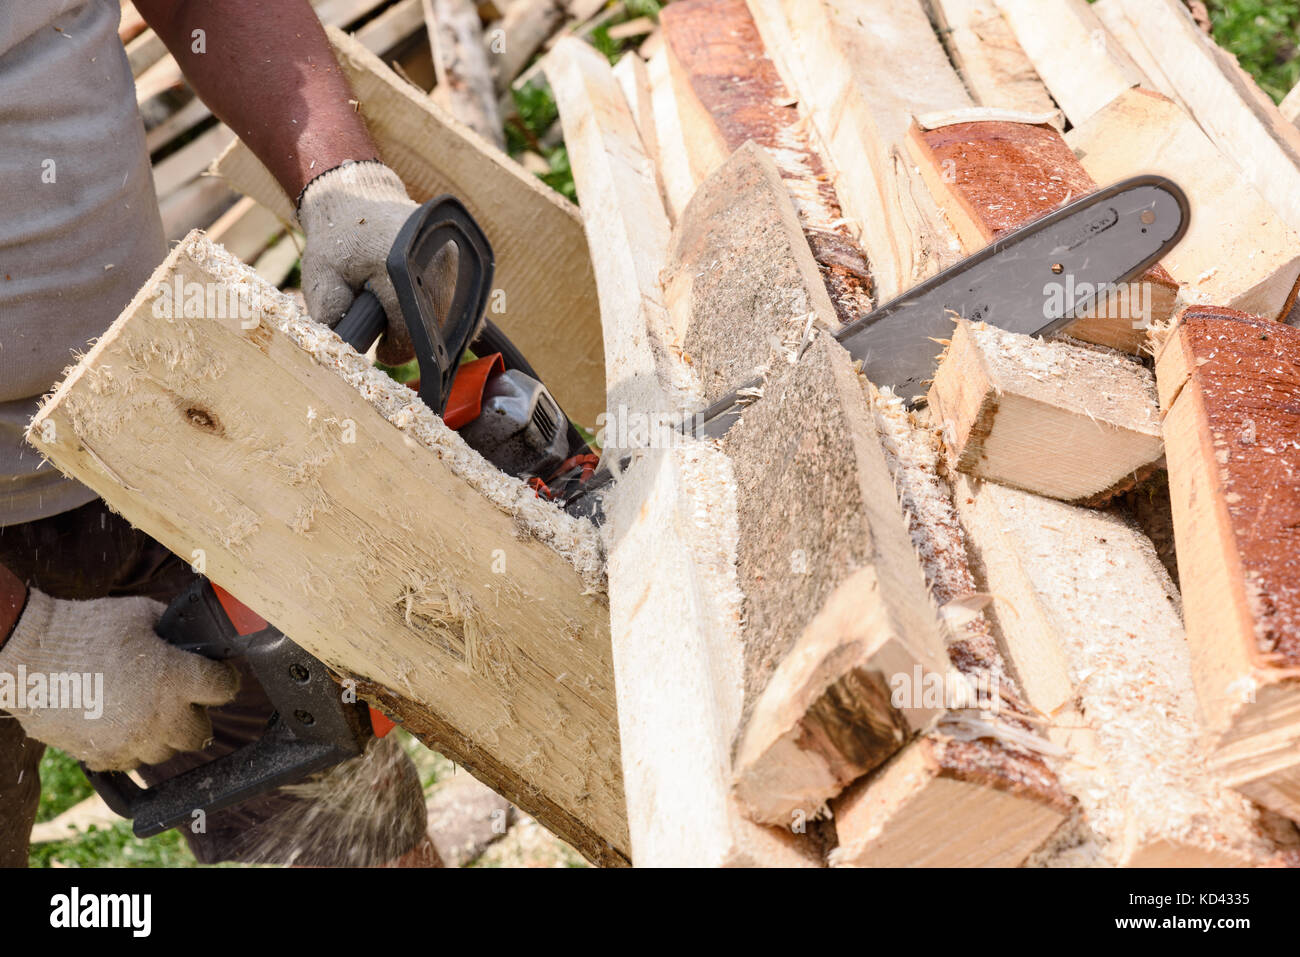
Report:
1204,0,1300,101
1089,0,1300,102
29,747,208,868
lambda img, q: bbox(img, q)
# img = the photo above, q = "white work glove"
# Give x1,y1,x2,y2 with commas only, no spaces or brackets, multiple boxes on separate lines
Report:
298,161,422,366
0,589,239,772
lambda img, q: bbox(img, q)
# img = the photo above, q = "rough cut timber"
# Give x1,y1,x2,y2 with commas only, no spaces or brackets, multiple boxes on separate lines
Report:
212,27,605,429
994,0,1143,127
610,53,671,213
727,332,951,826
1118,0,1300,236
1157,307,1300,821
947,468,1278,866
645,48,700,223
830,734,1068,867
424,0,506,148
545,37,816,866
906,118,1179,352
921,0,1060,121
1069,89,1300,322
745,0,968,302
658,0,874,323
928,319,1164,504
490,0,565,93
26,234,627,866
662,142,842,403
1282,79,1300,128
829,389,1069,867
1091,0,1190,110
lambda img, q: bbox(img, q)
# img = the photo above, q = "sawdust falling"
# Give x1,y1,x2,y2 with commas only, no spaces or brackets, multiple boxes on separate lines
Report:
233,734,429,867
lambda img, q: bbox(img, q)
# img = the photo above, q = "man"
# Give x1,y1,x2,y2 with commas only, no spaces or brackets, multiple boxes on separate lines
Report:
0,1,441,866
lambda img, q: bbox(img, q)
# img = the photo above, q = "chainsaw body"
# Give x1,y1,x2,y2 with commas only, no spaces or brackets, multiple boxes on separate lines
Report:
87,196,594,837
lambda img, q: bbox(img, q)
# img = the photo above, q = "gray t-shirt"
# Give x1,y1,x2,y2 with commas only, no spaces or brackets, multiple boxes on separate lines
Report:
0,1,166,525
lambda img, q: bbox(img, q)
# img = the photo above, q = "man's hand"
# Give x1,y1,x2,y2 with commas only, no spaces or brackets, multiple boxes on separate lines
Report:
297,161,419,365
0,590,239,771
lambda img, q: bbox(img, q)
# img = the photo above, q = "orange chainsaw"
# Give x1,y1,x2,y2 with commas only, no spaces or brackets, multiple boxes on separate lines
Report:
86,195,597,836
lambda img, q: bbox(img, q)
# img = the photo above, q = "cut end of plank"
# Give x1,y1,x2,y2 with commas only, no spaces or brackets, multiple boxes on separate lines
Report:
929,319,1164,504
828,734,1068,867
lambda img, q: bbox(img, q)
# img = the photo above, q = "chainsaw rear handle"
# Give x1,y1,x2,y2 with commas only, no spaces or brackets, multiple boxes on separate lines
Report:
335,194,495,418
84,579,372,838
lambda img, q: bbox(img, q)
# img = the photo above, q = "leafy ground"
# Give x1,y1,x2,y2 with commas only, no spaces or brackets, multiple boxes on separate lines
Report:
1204,0,1300,101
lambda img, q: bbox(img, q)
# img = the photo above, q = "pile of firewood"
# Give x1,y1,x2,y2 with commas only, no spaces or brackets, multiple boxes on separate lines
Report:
73,0,1300,867
543,0,1300,867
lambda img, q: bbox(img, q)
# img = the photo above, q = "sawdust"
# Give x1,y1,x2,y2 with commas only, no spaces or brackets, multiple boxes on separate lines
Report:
176,234,606,593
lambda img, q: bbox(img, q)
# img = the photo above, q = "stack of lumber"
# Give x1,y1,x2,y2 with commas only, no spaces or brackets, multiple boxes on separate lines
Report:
39,0,1297,865
534,0,1300,866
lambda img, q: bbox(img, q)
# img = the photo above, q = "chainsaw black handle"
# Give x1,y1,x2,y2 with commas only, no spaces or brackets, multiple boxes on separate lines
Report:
334,289,387,353
83,579,371,837
335,195,495,418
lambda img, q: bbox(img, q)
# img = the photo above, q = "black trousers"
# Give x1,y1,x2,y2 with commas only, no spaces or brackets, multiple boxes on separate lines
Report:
0,498,425,866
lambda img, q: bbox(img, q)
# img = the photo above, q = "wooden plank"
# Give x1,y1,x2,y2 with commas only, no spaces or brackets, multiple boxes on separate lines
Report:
157,176,240,242
145,96,210,157
662,141,841,403
828,386,1069,867
424,0,507,148
645,48,699,223
1157,307,1300,821
213,26,605,429
611,54,669,208
207,197,290,264
662,142,1054,836
922,0,1060,121
251,232,303,288
126,28,167,77
659,0,874,322
151,123,237,200
607,16,653,40
489,0,564,91
830,734,1067,866
27,233,628,866
929,319,1164,504
119,1,147,44
993,0,1142,127
1091,0,1190,110
946,466,1279,865
546,37,817,867
746,0,969,302
725,334,951,825
1067,88,1300,322
1281,80,1300,127
905,117,1179,352
1118,0,1300,234
354,0,427,54
313,0,393,27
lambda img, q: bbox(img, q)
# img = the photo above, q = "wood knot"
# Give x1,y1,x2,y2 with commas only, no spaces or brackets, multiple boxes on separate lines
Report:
183,405,223,435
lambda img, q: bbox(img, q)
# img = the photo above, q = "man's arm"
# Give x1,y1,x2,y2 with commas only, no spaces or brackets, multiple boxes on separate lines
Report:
133,0,377,200
135,0,428,362
0,565,27,651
